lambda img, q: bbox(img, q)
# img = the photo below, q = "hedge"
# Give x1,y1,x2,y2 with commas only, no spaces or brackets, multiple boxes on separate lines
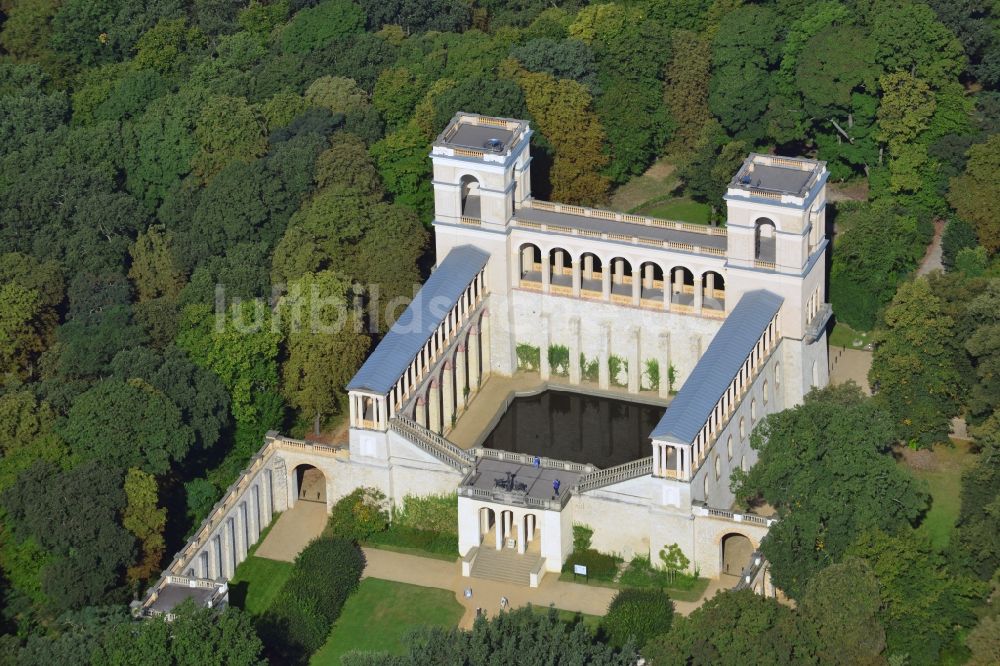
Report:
602,588,674,648
257,537,366,664
562,548,621,581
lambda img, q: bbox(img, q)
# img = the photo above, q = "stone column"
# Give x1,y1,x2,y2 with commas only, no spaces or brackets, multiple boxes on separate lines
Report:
571,257,581,297
673,268,684,294
663,268,672,311
613,259,623,284
260,469,273,527
210,535,222,579
555,250,565,276
644,264,654,289
598,323,611,390
495,513,503,549
584,254,594,280
249,488,261,543
517,516,526,554
694,275,704,314
481,312,492,378
428,381,441,433
628,328,640,394
348,392,357,427
568,316,581,384
631,269,641,306
541,252,551,293
527,515,535,542
456,346,468,410
468,328,481,391
602,265,611,300
415,395,427,427
659,332,671,399
540,313,551,380
706,272,716,297
521,246,532,278
442,361,455,430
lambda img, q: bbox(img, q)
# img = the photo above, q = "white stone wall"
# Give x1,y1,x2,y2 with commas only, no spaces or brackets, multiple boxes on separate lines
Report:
510,290,722,390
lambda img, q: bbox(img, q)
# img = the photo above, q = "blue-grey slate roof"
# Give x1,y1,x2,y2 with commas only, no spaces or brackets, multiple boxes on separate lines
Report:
650,290,784,443
346,245,490,394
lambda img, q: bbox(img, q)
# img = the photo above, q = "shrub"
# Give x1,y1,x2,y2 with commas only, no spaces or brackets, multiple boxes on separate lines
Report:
548,344,570,376
258,537,366,663
327,487,389,542
602,588,674,648
580,353,599,382
366,525,458,556
644,359,660,391
516,343,541,371
573,524,594,551
608,355,628,386
563,548,621,581
392,493,456,534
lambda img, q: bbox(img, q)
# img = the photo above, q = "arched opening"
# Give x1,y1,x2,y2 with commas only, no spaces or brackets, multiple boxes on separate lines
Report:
721,532,754,576
702,271,725,311
479,507,496,548
548,247,573,289
639,262,664,302
811,361,819,387
668,266,695,306
294,464,327,504
580,253,603,297
754,218,777,261
522,513,539,554
498,509,515,550
609,257,633,298
460,174,481,218
518,243,542,286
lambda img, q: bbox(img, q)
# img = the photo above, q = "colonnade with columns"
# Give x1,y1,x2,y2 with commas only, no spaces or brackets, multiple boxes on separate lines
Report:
349,267,487,431
413,313,491,435
189,468,274,580
514,243,726,317
653,313,779,481
479,506,538,554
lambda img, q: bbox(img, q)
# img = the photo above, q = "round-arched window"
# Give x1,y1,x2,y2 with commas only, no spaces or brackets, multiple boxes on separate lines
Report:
763,380,769,405
727,435,733,460
751,399,757,422
703,475,709,498
741,455,747,472
714,454,722,480
739,417,746,440
774,362,781,391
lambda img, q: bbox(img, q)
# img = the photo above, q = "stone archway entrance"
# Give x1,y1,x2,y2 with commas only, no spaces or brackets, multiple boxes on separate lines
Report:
721,532,754,576
294,464,327,504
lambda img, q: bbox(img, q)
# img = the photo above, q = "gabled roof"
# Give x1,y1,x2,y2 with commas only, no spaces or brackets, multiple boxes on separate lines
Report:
650,290,784,444
346,245,489,395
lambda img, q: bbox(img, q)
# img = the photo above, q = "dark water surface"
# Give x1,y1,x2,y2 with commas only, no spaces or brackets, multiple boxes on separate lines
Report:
482,390,666,468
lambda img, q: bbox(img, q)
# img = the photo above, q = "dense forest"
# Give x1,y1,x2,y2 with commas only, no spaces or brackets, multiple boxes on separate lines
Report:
0,0,999,663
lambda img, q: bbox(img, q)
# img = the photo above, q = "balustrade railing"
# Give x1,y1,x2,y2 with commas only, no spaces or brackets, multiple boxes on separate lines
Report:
474,447,594,474
573,456,652,493
390,415,474,471
521,199,727,237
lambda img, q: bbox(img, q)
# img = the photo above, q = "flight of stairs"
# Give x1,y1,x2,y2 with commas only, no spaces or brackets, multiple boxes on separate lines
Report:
469,547,542,586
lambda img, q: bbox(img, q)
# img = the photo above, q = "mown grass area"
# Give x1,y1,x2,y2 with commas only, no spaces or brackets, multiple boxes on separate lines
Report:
829,321,873,349
634,198,713,225
310,578,464,665
363,525,458,561
228,556,295,616
900,440,977,551
529,604,603,632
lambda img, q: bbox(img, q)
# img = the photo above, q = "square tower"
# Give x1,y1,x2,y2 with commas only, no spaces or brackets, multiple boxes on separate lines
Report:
430,113,533,230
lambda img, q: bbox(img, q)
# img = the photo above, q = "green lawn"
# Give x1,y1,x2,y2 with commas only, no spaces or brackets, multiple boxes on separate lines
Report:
901,441,977,551
228,556,294,616
829,321,873,349
529,604,603,632
635,198,713,225
310,578,464,665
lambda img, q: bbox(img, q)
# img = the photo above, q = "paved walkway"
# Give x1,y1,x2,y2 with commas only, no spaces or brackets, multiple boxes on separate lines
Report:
917,219,945,276
828,347,872,394
254,501,327,561
361,547,725,629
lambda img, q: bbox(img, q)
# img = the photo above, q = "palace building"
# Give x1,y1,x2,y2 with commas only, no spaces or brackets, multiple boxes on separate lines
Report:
142,113,832,614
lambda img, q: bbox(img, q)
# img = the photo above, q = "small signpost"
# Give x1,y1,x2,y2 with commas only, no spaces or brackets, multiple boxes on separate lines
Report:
573,564,588,582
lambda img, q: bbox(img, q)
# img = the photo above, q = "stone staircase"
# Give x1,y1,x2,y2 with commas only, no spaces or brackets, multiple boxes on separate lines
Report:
469,547,542,586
